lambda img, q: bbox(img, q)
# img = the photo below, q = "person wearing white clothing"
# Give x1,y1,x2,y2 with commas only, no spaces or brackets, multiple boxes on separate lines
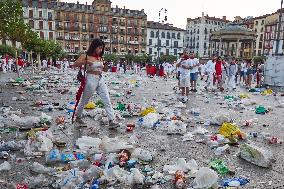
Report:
63,59,69,72
42,59,47,71
188,53,200,92
228,58,237,90
1,58,7,73
177,54,190,103
204,57,216,91
8,58,13,72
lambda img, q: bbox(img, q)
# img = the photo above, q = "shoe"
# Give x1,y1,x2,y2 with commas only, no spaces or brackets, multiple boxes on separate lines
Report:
109,120,120,130
75,117,87,126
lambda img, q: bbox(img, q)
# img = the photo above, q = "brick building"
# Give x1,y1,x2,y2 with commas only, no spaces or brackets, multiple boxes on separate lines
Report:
54,0,147,58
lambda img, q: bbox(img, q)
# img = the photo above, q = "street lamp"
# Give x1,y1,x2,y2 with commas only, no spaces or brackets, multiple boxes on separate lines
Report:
157,8,167,65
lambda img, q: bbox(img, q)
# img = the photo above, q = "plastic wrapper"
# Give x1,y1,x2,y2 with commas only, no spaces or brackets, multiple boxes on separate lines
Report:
238,143,276,168
84,102,96,109
192,167,218,189
30,162,56,175
163,158,198,174
0,161,11,171
140,107,156,116
131,148,153,162
76,136,102,153
167,120,187,135
101,136,134,153
11,114,40,128
45,149,61,164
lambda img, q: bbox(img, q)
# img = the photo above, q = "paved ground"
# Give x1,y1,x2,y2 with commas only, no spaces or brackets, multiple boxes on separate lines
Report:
0,68,283,189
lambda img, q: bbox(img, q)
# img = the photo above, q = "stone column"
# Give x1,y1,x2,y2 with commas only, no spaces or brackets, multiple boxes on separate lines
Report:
219,38,222,56
236,39,240,58
227,42,230,57
251,40,254,58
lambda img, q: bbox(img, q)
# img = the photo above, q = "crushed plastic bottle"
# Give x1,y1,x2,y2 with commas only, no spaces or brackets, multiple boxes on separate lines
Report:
219,177,250,187
192,167,218,189
30,162,56,174
214,144,230,156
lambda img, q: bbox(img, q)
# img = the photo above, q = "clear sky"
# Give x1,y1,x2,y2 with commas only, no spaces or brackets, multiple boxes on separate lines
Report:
64,0,282,29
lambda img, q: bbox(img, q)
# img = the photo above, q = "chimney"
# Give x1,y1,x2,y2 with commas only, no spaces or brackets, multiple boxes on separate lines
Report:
223,16,226,20
202,12,204,17
86,2,87,5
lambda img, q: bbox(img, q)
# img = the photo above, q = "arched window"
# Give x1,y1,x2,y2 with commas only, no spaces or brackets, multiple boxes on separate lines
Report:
161,32,165,38
156,31,159,38
177,32,181,39
167,32,170,39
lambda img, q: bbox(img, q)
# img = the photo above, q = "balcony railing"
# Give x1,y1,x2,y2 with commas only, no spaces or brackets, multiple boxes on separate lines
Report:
120,31,125,35
119,40,126,44
56,36,63,40
119,22,125,26
112,40,118,44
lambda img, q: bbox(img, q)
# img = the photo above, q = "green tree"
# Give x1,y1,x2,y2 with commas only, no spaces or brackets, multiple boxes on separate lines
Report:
253,56,266,63
104,53,119,63
160,55,177,63
125,54,135,64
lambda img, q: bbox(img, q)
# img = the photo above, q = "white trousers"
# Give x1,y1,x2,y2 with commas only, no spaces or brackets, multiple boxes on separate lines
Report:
206,73,214,89
76,74,115,120
228,75,236,90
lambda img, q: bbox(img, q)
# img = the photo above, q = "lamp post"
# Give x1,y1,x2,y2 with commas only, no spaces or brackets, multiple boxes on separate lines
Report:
157,8,167,65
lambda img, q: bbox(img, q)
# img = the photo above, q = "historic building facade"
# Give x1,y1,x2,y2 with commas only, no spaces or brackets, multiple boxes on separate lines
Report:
22,0,56,40
53,0,147,58
186,13,230,58
146,21,185,61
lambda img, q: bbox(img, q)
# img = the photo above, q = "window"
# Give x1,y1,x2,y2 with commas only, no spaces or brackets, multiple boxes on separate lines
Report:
172,33,176,39
39,21,43,30
204,28,208,34
259,42,263,49
49,32,53,39
197,29,199,34
150,31,154,38
29,10,33,18
261,20,264,25
255,21,258,26
196,42,199,48
156,31,159,38
40,31,44,39
39,11,42,18
65,22,70,29
161,32,165,38
261,27,264,32
204,42,207,49
174,41,178,48
149,39,152,45
258,50,262,56
29,20,34,28
48,22,52,30
149,48,152,54
174,49,177,55
166,49,169,55
177,32,180,39
255,28,257,33
48,12,52,20
167,32,170,39
82,24,86,31
260,34,263,41
158,39,161,46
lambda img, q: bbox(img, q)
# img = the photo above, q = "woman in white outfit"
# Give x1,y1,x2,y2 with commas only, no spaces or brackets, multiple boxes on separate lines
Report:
73,39,119,129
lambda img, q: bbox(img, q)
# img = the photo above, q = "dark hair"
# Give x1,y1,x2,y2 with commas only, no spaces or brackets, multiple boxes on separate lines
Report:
86,38,105,57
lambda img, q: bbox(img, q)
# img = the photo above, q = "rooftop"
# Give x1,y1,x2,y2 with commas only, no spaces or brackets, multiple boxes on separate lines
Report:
147,21,185,31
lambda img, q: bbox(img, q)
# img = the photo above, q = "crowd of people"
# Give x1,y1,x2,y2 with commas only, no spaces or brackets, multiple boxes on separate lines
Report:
173,52,265,103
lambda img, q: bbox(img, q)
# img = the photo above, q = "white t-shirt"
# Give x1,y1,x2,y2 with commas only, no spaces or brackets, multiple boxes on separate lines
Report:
180,59,191,78
205,60,215,73
199,64,206,74
176,58,182,72
188,58,199,73
241,62,247,72
42,60,47,67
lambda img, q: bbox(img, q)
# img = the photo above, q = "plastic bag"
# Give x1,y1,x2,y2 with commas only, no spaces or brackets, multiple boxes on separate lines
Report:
211,114,230,125
219,122,240,138
40,113,52,125
46,149,61,164
262,89,273,95
209,159,229,175
101,136,134,153
167,120,187,135
238,143,276,168
131,148,153,162
137,113,159,128
140,107,156,116
30,162,56,175
0,161,11,171
85,102,96,109
163,158,198,174
255,105,268,114
82,165,102,182
192,167,218,189
219,177,249,187
76,136,102,153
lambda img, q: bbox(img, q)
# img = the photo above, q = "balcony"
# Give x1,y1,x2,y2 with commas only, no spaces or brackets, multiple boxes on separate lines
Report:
111,29,118,34
65,36,71,40
74,27,80,31
65,27,70,31
98,30,108,33
112,21,118,25
56,25,63,30
89,28,95,32
55,16,61,21
119,40,126,44
128,41,139,45
82,37,89,41
103,39,110,43
119,22,125,26
82,28,87,32
48,16,53,21
56,36,63,40
120,31,125,35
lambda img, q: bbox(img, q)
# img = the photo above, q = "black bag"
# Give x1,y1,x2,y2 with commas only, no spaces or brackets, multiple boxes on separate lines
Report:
77,55,87,82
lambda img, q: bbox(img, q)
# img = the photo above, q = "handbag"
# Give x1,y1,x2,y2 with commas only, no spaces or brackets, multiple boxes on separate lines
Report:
77,54,87,82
